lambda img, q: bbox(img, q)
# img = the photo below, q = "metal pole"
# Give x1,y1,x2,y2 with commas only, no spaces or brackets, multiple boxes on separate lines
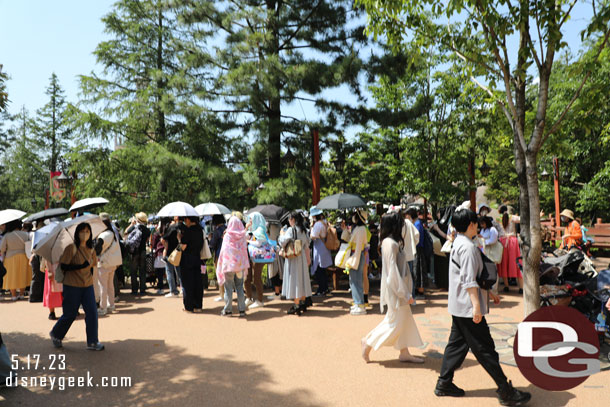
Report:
553,157,561,244
469,152,476,212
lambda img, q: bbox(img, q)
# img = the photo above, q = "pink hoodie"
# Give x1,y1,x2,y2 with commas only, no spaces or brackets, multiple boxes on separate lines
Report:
216,216,249,285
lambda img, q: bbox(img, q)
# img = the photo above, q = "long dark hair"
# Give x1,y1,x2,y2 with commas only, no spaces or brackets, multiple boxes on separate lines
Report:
290,211,306,231
380,212,403,247
480,216,493,230
5,219,22,233
158,218,170,236
74,223,93,249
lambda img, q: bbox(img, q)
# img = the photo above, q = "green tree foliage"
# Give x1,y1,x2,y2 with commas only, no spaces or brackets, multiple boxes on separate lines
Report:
356,0,610,315
0,107,47,212
0,64,8,113
181,0,372,188
324,46,493,209
33,73,73,173
73,0,244,214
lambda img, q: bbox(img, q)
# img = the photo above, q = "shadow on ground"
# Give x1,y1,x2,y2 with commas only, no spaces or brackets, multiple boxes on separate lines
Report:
1,332,323,407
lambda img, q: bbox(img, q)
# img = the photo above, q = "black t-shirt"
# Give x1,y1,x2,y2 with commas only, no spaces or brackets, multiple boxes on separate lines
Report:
180,224,204,258
163,224,180,254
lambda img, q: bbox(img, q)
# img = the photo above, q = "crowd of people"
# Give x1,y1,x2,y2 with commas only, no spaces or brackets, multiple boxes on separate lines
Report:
2,200,609,404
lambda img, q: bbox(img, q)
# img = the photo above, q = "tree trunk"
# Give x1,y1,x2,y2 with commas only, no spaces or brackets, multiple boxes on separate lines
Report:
156,5,166,144
266,0,281,179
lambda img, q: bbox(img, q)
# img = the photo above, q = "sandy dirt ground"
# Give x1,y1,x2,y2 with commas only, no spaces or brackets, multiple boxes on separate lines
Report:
1,269,609,407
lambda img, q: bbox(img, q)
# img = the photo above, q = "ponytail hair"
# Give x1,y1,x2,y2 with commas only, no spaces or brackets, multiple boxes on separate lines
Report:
502,213,509,230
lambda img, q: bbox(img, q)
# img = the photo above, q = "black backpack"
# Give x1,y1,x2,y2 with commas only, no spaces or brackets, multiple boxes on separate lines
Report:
452,249,497,290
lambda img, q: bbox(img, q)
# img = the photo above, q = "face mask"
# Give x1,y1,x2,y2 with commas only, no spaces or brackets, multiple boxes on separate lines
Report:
480,210,489,216
352,216,357,224
79,230,90,242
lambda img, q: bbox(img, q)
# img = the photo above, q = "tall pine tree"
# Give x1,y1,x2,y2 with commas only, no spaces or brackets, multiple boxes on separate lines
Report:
182,0,371,182
33,73,72,173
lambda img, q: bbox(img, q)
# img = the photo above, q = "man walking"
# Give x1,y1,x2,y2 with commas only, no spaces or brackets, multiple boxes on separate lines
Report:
434,208,531,406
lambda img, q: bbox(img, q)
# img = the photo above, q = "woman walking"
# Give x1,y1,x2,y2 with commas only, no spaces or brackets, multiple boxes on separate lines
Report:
216,216,250,317
49,223,104,351
346,209,369,316
178,217,204,313
245,212,268,309
97,213,123,315
0,220,31,301
279,212,311,315
498,206,523,294
309,206,332,296
362,212,424,363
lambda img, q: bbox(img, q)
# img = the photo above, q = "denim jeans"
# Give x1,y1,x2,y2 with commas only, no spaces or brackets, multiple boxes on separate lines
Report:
414,247,428,291
165,262,181,295
223,272,246,313
51,285,99,345
349,253,365,305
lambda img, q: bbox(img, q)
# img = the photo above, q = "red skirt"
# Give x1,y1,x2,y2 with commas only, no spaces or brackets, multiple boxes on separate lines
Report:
43,268,63,309
499,236,522,279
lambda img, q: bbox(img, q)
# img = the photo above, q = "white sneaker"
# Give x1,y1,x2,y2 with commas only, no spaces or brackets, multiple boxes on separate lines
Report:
98,308,107,316
164,292,175,298
245,298,254,307
350,305,367,316
249,300,264,309
214,296,224,302
108,305,116,313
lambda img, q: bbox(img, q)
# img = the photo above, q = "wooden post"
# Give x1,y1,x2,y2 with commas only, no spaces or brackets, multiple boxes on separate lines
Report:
468,152,476,212
312,128,320,205
553,157,561,244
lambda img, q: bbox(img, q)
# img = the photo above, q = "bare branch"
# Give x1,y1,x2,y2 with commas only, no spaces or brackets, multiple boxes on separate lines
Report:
558,0,578,31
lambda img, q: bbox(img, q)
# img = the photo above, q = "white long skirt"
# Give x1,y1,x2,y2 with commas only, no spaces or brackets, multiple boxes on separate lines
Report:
364,303,423,351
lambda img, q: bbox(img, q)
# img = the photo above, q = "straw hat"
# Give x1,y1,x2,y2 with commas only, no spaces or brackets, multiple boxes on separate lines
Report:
560,209,574,221
135,212,148,224
99,212,111,221
356,208,368,223
231,211,244,221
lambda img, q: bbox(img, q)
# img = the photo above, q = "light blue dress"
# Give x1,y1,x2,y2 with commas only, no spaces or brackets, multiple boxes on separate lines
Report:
310,221,333,275
279,226,312,300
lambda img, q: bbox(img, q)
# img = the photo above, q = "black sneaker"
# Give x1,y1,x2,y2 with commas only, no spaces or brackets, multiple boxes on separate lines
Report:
497,381,531,406
86,342,105,351
220,310,232,316
434,380,465,397
239,311,246,318
49,331,63,349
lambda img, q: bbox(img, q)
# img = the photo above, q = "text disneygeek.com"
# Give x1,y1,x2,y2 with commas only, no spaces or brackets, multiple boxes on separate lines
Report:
5,371,132,390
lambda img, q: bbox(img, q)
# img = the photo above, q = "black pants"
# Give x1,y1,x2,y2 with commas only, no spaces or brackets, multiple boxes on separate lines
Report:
414,246,428,290
154,268,165,289
29,256,44,302
439,316,508,388
314,266,328,294
130,252,147,293
180,255,203,311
